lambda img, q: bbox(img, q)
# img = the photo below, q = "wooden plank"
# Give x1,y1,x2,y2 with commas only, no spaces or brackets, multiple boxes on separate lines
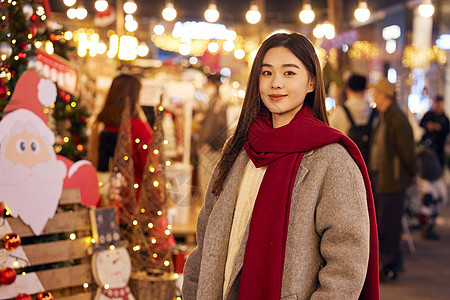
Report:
8,209,91,237
59,188,81,205
58,292,92,300
23,237,91,266
37,264,92,291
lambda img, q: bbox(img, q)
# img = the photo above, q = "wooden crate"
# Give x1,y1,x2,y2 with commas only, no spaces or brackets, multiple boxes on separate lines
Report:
129,273,176,300
1,188,94,300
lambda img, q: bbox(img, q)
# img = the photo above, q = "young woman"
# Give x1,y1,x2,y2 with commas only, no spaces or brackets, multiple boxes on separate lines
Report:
182,33,379,300
88,74,152,199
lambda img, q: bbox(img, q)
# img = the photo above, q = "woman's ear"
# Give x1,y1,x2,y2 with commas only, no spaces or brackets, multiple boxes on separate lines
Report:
307,77,316,93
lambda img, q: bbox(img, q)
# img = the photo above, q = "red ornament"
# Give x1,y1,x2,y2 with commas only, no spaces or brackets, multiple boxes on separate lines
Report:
0,204,4,216
16,294,32,300
0,267,17,285
37,292,54,300
2,233,21,250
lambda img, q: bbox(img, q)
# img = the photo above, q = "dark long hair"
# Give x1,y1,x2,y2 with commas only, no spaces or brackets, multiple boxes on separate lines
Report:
212,33,328,196
97,74,142,126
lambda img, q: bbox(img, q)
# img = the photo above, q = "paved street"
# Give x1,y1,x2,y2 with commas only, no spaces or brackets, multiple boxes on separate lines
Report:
380,203,450,299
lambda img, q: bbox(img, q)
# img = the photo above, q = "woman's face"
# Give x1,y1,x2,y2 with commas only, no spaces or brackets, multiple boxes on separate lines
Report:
259,46,314,128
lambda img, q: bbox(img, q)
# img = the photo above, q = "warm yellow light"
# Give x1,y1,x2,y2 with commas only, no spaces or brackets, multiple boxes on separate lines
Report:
162,2,177,21
91,238,96,243
174,273,179,279
165,229,171,235
204,3,219,22
246,4,261,24
143,144,148,149
141,208,146,213
63,137,70,143
418,0,435,18
67,8,77,19
153,181,159,187
165,161,171,166
157,210,163,216
76,5,88,20
83,283,89,288
13,261,19,268
148,222,154,228
151,238,157,244
167,225,172,229
299,3,315,24
64,31,73,40
133,220,138,226
154,149,159,155
149,167,155,172
133,245,141,251
69,233,76,240
223,40,235,52
164,260,170,266
153,253,158,258
208,42,219,53
154,24,165,35
45,41,54,55
234,49,245,60
179,43,191,56
104,284,110,289
64,0,76,6
109,245,115,250
124,156,129,161
134,183,139,189
354,1,370,22
95,0,108,12
123,0,137,14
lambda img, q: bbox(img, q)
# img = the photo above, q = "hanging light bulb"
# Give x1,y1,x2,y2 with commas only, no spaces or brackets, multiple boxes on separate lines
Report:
299,3,315,24
162,2,177,21
123,0,137,14
418,0,435,18
76,5,87,20
354,1,370,22
67,8,77,19
204,3,219,23
313,23,324,39
63,0,76,6
322,21,335,39
95,0,108,12
125,18,138,32
246,4,261,24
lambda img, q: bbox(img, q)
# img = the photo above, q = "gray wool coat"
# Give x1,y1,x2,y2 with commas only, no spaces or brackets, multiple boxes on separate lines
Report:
182,143,370,300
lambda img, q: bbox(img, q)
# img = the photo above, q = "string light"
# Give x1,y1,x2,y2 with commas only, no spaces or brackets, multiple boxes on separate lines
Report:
174,273,179,279
133,183,139,189
91,238,96,243
154,149,159,155
164,260,170,266
162,2,177,21
64,0,76,6
204,3,219,23
151,238,157,244
76,5,87,20
109,245,115,250
246,4,261,24
154,24,165,35
83,283,89,288
133,245,141,251
69,233,76,240
299,2,315,24
141,208,146,213
123,0,137,14
143,144,148,149
153,181,159,187
148,223,154,228
157,210,163,216
354,0,370,23
132,220,138,225
95,0,108,12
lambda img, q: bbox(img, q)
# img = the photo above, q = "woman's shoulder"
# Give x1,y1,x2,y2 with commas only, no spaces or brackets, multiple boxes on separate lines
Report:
307,143,357,168
131,118,152,139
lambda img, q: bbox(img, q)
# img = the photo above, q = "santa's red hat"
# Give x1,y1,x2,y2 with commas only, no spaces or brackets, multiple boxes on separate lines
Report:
3,70,57,124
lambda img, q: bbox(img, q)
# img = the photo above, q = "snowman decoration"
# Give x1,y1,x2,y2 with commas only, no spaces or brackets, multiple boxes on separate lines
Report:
90,207,135,300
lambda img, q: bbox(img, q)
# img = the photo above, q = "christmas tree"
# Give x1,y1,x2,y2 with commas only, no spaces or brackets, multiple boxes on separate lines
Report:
110,103,175,274
0,0,88,161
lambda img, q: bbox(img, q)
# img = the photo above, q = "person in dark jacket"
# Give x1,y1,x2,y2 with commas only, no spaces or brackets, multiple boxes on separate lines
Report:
368,78,417,282
420,95,449,169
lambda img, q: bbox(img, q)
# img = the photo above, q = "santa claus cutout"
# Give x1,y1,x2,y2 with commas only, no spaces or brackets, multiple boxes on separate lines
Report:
0,70,99,236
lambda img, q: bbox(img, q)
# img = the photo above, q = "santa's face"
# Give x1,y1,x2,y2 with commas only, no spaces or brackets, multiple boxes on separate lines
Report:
0,113,67,235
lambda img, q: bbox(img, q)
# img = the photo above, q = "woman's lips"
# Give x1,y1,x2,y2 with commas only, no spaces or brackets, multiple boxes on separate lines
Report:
269,94,286,101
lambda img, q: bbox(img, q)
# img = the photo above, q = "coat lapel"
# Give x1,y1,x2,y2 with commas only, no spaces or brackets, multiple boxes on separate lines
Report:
197,151,249,299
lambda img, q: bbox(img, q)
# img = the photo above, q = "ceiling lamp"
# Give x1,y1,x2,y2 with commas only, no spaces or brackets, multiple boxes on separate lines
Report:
162,2,177,21
299,2,315,24
204,3,219,23
95,0,108,12
63,0,76,6
418,0,435,18
246,4,261,24
354,0,370,22
123,0,137,14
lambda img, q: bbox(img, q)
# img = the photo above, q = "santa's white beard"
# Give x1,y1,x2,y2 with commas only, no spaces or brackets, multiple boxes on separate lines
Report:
0,159,67,235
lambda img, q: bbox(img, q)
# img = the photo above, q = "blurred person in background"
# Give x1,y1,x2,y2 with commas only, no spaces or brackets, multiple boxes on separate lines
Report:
368,78,416,282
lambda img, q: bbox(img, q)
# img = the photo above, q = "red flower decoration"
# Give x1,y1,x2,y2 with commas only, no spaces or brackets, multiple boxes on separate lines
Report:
16,294,32,300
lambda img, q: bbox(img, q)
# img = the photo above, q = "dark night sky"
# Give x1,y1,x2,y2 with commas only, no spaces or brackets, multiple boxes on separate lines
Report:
48,0,408,27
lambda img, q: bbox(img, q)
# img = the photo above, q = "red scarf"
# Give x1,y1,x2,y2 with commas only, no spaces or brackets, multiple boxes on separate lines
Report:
239,105,379,299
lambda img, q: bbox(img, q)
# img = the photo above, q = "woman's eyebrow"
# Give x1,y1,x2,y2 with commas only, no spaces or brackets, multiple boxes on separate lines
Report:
261,63,300,69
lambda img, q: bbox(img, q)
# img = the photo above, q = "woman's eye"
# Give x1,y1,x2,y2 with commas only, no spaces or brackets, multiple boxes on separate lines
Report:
261,70,271,75
16,139,26,153
285,71,296,76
